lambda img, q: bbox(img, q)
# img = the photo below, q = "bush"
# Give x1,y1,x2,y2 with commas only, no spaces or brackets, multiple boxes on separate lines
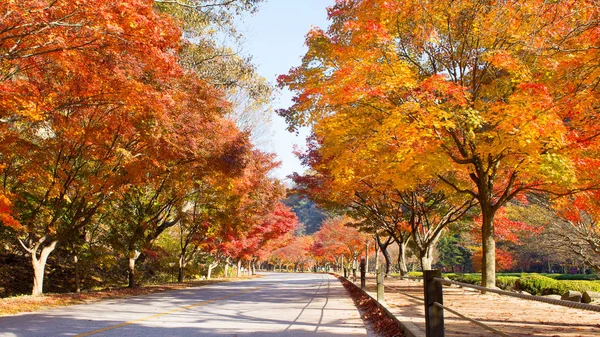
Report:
496,276,519,291
545,274,600,281
447,273,481,285
516,274,600,295
516,274,564,295
445,274,518,291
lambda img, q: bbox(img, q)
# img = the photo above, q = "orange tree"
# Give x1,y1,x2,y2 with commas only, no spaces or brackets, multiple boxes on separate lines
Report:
311,216,368,271
0,0,189,296
279,0,600,288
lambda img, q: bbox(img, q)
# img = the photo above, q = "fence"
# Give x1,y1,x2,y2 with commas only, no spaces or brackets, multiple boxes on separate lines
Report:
353,264,600,337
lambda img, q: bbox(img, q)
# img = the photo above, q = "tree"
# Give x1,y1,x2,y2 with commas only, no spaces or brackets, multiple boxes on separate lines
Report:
312,216,368,271
0,0,186,296
155,0,274,146
279,0,600,288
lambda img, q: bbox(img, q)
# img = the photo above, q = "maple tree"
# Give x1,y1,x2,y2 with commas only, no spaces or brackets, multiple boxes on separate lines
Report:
312,216,368,271
279,0,600,288
0,0,188,296
269,235,314,272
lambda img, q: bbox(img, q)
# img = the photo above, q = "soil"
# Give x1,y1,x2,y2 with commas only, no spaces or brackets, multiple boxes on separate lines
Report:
360,275,600,337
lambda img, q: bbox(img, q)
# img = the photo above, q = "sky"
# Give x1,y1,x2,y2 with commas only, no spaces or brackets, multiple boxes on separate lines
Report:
237,0,335,182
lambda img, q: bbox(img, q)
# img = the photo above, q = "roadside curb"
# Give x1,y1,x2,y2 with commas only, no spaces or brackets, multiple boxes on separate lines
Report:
341,275,425,337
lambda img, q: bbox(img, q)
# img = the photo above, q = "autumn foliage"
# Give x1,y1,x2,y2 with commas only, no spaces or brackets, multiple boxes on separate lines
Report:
279,0,600,288
0,0,296,297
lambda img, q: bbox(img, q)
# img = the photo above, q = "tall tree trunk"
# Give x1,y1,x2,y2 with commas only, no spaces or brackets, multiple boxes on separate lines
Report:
374,239,380,274
128,250,141,288
397,241,408,276
30,241,58,296
376,235,394,275
382,247,392,275
236,259,242,277
365,241,370,275
251,261,256,275
481,211,496,289
74,254,81,293
224,263,229,278
248,260,252,276
178,255,185,283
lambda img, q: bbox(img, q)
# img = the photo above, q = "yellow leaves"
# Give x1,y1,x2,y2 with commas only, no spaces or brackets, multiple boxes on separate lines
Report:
539,153,576,185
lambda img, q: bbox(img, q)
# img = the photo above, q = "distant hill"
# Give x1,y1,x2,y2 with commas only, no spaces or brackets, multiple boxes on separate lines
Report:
283,194,328,235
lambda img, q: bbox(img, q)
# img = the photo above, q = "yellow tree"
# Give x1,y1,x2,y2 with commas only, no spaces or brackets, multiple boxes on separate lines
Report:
279,0,600,287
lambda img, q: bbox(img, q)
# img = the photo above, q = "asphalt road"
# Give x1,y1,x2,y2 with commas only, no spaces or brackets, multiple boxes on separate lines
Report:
0,273,369,337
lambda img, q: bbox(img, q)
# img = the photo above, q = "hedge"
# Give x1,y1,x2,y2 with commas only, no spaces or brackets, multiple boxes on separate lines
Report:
516,274,600,296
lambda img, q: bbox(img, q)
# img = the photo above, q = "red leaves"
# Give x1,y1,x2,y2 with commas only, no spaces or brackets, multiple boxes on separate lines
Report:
472,247,515,272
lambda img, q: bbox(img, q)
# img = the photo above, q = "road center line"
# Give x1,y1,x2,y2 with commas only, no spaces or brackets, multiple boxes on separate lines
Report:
74,286,262,337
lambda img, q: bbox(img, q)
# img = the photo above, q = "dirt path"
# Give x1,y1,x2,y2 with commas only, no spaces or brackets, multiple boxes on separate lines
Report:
356,275,600,337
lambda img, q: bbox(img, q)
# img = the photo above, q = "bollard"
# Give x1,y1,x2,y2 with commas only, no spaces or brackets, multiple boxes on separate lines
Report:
353,268,357,282
377,267,384,302
424,270,444,337
344,267,347,278
360,258,366,290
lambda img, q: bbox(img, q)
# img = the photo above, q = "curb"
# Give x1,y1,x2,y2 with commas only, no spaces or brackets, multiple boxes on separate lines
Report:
342,276,426,337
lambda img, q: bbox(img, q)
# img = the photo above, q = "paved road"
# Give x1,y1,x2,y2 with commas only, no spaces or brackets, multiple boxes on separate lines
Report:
0,273,369,337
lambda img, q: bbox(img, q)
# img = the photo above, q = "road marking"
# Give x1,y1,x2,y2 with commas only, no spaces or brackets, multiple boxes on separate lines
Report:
74,287,262,337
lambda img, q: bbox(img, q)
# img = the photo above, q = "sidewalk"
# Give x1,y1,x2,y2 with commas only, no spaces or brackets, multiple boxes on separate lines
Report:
353,275,600,337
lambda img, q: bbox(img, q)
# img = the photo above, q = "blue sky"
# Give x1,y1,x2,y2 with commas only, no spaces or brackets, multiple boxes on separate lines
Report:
237,0,335,182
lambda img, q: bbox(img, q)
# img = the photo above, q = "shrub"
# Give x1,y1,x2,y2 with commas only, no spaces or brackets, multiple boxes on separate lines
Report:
496,276,519,291
545,274,600,281
516,275,564,295
447,273,481,285
516,274,600,295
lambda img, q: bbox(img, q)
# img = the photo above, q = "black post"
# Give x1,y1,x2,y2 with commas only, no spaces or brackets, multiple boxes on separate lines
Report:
344,267,347,278
360,257,366,289
424,270,444,337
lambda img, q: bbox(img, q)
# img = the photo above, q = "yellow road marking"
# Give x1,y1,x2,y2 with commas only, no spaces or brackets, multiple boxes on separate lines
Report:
74,287,261,337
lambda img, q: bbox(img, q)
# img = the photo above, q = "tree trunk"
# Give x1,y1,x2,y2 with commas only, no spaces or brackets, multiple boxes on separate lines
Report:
481,213,496,289
128,250,141,288
236,259,242,277
177,266,184,283
251,261,256,275
31,241,58,296
74,254,81,293
248,260,252,276
178,255,185,283
365,241,370,275
207,261,218,279
397,241,409,276
420,248,434,271
224,263,229,278
375,240,380,274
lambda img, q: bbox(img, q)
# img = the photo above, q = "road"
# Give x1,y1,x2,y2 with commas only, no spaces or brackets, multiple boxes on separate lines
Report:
0,273,369,337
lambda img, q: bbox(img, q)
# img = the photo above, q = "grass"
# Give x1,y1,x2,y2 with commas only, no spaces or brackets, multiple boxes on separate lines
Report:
0,277,259,316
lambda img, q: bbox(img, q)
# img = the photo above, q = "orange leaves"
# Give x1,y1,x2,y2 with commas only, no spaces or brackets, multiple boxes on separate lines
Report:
0,193,21,231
